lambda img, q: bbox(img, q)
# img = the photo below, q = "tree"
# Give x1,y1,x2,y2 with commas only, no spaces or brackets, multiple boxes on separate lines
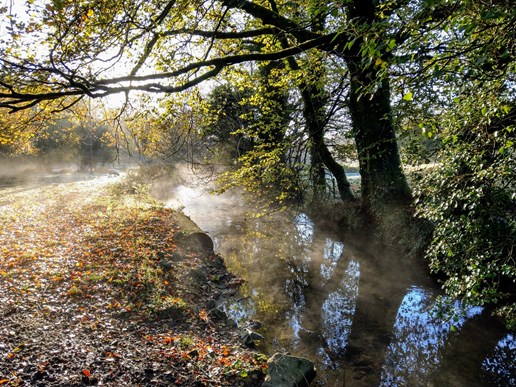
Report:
202,84,255,157
0,108,43,156
210,63,303,206
32,117,77,167
415,102,515,327
0,0,413,209
408,1,516,326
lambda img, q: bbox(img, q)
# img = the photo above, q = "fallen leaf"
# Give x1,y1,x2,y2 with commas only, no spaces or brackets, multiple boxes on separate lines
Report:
199,309,209,322
163,336,176,344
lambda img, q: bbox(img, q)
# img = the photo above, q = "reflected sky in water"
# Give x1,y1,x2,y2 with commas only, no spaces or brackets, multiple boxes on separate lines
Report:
224,292,256,324
321,239,345,282
381,286,483,386
166,178,516,386
483,334,516,385
321,260,360,361
293,213,315,245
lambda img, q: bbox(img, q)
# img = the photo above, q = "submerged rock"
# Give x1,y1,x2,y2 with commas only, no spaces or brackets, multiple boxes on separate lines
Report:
262,353,316,387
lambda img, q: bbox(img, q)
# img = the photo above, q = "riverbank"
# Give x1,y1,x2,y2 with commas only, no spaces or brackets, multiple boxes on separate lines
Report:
0,173,267,386
154,164,515,386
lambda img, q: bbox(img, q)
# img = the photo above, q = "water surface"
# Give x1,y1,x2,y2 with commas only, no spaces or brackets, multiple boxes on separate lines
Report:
163,173,515,386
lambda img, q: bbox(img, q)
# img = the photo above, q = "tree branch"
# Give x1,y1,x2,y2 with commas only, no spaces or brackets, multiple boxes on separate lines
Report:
161,27,279,39
0,33,339,112
223,0,318,42
97,33,336,85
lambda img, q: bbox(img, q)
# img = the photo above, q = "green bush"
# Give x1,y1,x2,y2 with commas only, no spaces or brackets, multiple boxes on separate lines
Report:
415,107,515,327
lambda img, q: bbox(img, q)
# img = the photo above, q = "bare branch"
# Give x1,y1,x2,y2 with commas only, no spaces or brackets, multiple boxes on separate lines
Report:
0,8,340,113
97,33,334,86
130,34,160,76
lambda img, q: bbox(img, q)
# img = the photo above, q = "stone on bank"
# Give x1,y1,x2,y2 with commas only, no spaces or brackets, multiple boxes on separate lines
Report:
262,353,316,387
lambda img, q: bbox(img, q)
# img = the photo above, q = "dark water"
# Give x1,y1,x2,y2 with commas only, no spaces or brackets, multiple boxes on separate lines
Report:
165,178,515,386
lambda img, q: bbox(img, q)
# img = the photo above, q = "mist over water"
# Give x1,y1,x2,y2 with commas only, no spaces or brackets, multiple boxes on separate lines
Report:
160,165,515,386
0,158,121,190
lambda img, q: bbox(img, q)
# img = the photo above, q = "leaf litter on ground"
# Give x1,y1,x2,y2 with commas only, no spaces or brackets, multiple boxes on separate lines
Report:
0,174,267,386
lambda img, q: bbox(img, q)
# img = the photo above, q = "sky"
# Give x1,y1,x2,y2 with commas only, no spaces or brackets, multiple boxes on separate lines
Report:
1,0,215,111
0,0,132,109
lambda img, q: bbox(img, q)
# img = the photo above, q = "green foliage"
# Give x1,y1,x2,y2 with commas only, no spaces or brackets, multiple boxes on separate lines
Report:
206,62,300,206
216,143,301,209
415,99,515,326
202,84,254,155
398,0,516,327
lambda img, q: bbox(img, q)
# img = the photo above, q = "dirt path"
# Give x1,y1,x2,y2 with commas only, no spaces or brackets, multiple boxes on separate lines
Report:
0,175,266,386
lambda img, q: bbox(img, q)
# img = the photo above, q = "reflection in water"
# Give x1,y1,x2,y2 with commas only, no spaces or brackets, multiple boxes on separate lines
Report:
483,334,516,385
381,287,483,386
320,259,360,367
285,263,307,344
286,214,313,344
320,239,344,282
224,293,256,323
164,175,515,386
294,213,314,245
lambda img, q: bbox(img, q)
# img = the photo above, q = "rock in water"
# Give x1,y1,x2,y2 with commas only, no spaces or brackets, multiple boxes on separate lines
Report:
262,353,316,387
239,328,264,347
184,232,214,254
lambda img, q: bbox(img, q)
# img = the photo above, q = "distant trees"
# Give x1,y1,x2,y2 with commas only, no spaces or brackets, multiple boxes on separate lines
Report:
0,109,40,156
0,103,116,170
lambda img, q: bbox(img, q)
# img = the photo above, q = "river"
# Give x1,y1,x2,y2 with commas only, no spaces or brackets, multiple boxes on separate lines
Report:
158,167,515,387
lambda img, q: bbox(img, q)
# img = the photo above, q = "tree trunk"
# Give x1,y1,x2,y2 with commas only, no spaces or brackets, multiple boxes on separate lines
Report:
348,74,411,208
266,0,355,203
310,143,327,198
345,0,412,209
301,85,356,202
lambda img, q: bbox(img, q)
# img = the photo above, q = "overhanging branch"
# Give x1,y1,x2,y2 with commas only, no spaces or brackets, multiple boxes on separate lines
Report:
97,33,334,86
223,0,318,42
161,27,279,39
1,30,340,112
